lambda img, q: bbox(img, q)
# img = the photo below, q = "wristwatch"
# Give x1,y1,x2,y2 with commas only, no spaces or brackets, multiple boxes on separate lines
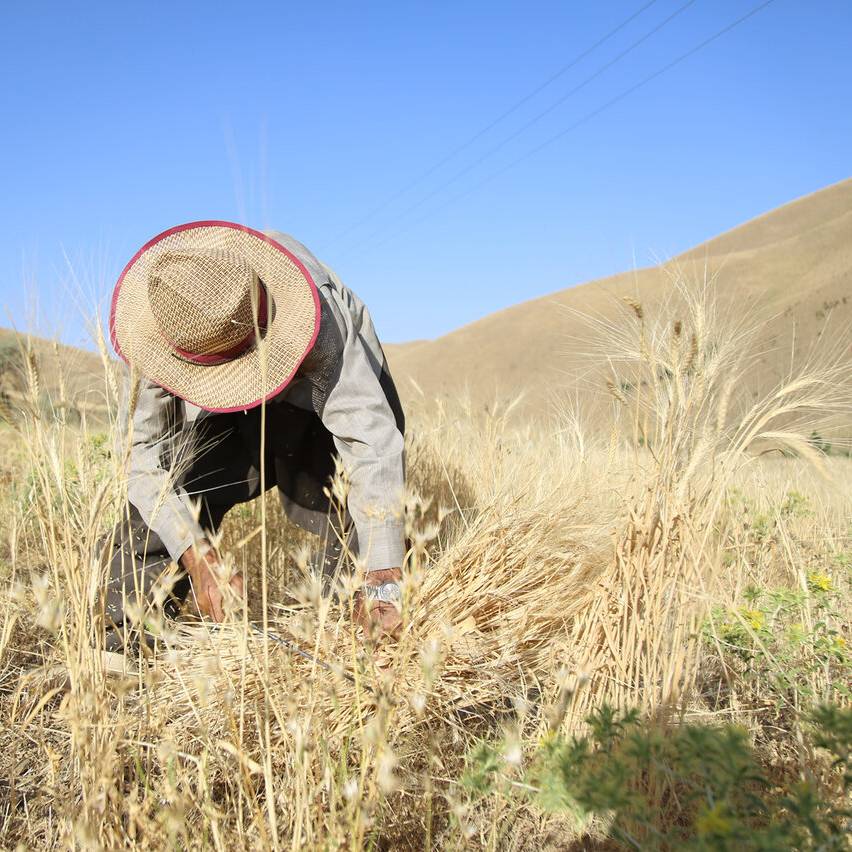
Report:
362,580,402,606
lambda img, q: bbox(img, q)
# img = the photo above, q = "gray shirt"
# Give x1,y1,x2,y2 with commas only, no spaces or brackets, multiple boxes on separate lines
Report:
121,232,406,572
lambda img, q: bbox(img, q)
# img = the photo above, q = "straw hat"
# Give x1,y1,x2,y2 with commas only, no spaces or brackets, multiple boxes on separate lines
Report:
110,221,320,412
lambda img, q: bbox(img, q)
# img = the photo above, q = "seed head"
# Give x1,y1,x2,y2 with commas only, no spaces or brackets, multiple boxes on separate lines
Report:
606,379,627,405
622,297,644,320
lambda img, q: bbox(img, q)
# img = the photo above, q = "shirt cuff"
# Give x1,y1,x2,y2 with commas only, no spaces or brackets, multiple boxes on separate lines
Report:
149,494,205,564
358,521,406,572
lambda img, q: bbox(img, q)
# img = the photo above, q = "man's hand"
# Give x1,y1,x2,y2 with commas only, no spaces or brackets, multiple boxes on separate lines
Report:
353,567,403,640
180,540,244,622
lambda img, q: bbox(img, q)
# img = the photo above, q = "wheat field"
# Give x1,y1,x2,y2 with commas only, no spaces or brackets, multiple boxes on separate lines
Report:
0,280,849,849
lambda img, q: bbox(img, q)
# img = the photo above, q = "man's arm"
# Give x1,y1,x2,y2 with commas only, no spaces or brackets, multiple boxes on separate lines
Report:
122,379,243,620
318,329,406,638
319,328,406,572
123,378,206,562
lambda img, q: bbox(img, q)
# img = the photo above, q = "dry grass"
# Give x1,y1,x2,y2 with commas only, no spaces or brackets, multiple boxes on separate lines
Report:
0,280,849,849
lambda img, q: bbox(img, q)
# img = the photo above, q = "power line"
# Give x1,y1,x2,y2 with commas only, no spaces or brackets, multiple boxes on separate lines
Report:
319,0,661,252
336,0,699,259
342,0,778,262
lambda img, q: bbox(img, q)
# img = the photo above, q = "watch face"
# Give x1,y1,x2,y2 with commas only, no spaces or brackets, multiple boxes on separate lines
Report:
371,580,402,604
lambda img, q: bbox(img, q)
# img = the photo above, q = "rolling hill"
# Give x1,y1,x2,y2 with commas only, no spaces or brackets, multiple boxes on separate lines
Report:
1,179,849,428
0,327,109,417
386,178,852,419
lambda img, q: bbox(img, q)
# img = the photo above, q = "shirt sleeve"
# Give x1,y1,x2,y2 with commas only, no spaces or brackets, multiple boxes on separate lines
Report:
318,330,406,572
121,378,206,563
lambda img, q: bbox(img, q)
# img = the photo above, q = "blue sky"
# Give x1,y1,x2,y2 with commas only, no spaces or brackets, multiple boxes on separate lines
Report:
1,0,850,347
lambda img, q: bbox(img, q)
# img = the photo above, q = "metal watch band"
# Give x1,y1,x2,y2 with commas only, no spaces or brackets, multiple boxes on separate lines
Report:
362,580,402,605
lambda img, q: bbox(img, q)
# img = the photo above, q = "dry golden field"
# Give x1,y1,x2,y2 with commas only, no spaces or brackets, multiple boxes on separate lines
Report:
0,278,850,849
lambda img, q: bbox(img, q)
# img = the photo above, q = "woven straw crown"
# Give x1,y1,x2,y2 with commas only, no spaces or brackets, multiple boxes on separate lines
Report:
148,249,265,357
110,222,320,412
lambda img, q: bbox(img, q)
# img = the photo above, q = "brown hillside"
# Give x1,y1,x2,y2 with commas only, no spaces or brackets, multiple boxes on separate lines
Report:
2,180,849,425
0,328,109,416
386,178,852,418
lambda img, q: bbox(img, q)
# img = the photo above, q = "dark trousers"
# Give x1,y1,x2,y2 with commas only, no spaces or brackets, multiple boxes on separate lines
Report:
102,401,347,651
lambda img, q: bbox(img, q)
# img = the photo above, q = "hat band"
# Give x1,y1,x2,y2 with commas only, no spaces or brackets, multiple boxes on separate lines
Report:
169,282,269,366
